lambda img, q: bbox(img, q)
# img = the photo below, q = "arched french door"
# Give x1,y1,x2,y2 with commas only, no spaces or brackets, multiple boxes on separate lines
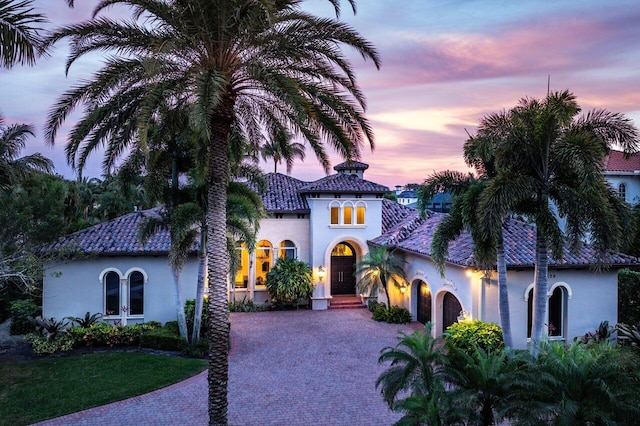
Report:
416,280,432,324
330,242,356,295
442,292,462,331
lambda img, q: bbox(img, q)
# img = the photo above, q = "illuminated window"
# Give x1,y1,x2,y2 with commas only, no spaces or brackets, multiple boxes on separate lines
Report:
128,271,144,315
330,206,339,224
343,205,353,224
104,271,120,316
356,205,365,224
279,240,297,260
255,240,273,286
234,243,249,288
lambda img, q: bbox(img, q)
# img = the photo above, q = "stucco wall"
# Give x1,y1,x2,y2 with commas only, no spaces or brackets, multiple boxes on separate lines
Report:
43,256,199,325
605,174,640,205
388,253,619,350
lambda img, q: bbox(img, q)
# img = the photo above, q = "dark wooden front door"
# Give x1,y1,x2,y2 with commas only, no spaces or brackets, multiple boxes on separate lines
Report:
331,242,356,295
417,281,432,324
442,292,462,331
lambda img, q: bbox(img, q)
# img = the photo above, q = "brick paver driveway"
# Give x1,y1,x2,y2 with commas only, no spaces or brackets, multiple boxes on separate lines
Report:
36,309,422,426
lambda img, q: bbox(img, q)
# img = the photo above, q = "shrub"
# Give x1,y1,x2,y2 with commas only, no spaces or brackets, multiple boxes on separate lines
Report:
618,321,640,351
9,299,40,335
140,328,186,351
69,322,154,347
32,316,69,340
185,299,208,337
386,306,412,324
372,304,388,322
265,257,314,306
228,297,267,312
368,299,385,312
576,320,615,345
445,320,504,355
26,333,75,355
164,321,180,336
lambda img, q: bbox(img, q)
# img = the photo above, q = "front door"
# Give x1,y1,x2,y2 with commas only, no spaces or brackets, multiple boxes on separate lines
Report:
331,242,356,295
442,292,462,331
417,281,432,324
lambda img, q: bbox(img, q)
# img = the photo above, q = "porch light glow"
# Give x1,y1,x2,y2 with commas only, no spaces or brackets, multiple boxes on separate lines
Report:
318,266,325,281
400,286,407,294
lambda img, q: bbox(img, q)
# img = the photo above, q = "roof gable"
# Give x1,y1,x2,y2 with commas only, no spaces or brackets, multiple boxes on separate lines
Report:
604,150,640,172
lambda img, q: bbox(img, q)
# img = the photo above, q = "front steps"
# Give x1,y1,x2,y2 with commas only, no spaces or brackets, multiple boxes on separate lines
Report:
329,295,366,310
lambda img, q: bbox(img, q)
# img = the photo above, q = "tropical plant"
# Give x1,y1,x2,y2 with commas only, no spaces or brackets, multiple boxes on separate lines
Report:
576,320,615,345
0,113,53,191
265,257,314,306
377,323,449,408
618,268,640,325
66,311,103,328
517,342,640,424
356,245,407,309
31,316,69,340
617,321,640,350
478,90,639,354
8,298,39,335
0,0,45,68
45,1,379,422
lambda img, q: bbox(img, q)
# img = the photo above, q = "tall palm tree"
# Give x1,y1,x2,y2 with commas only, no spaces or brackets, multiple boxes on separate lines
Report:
417,136,514,348
0,0,45,68
260,128,306,174
355,244,407,309
0,113,52,191
45,3,378,421
479,90,639,354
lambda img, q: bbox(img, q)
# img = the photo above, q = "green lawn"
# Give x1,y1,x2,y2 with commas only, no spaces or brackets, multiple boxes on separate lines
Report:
0,352,206,425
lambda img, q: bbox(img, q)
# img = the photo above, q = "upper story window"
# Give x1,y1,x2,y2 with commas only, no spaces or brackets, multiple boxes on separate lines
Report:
619,183,627,201
329,200,366,227
279,240,297,260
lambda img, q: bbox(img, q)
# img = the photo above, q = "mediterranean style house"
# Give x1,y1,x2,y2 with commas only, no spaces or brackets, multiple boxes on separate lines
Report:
603,149,640,205
43,161,638,349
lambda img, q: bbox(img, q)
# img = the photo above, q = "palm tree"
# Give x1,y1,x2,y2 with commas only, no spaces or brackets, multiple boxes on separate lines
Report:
355,244,407,309
0,113,52,191
45,2,378,422
0,0,45,68
478,90,639,354
417,139,514,348
261,128,306,174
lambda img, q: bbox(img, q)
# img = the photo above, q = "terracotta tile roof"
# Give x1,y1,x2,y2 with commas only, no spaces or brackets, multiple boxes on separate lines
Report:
46,208,197,256
372,213,638,269
381,199,418,233
299,173,389,194
604,150,640,172
333,160,370,171
252,173,310,213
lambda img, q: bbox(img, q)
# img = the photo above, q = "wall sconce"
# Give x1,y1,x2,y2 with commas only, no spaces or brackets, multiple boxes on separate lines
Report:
400,286,407,294
318,266,325,282
457,310,470,322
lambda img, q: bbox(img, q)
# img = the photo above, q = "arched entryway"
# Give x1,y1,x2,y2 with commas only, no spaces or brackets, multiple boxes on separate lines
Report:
442,291,462,331
330,242,356,295
415,280,432,324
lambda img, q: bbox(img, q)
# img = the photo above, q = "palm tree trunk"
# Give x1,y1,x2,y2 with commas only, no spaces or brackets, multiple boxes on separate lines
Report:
530,231,548,356
171,267,189,338
192,224,207,343
496,234,512,348
207,98,234,426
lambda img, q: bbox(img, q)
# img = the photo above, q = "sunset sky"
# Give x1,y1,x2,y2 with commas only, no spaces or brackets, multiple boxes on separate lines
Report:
2,0,639,188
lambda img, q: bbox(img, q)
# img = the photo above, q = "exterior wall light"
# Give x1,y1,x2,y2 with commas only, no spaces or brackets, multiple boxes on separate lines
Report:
318,266,325,281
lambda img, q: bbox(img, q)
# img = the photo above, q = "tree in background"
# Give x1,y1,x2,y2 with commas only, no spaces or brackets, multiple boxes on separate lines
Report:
45,1,379,422
0,0,45,68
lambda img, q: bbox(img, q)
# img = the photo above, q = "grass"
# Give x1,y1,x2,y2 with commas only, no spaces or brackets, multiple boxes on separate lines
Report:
0,352,206,425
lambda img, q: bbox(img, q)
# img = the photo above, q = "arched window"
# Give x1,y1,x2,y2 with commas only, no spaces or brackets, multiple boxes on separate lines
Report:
619,183,627,201
279,240,297,260
104,271,120,316
527,285,568,339
343,202,354,225
355,201,366,225
128,271,144,316
255,240,273,286
329,201,340,225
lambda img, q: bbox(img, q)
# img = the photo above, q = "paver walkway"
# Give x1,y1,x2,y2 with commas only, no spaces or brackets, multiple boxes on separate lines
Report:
35,309,422,426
